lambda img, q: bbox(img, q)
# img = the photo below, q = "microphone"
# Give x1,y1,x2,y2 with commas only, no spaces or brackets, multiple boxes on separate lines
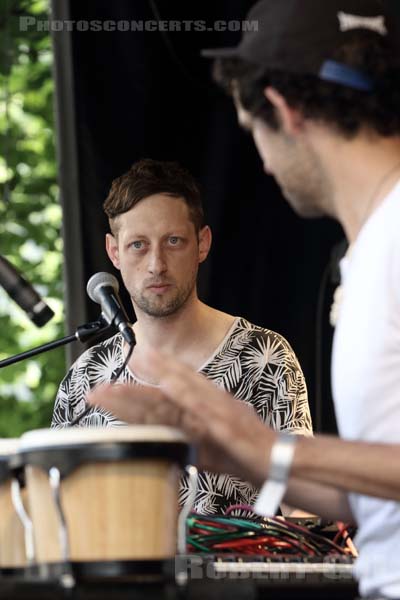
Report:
86,272,135,345
0,255,55,327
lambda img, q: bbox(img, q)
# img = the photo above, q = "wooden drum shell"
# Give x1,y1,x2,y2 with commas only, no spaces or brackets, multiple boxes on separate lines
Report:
26,459,180,563
19,427,190,567
0,480,26,570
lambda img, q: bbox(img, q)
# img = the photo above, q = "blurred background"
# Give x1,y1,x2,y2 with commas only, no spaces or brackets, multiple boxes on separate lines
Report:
2,1,399,436
0,0,64,435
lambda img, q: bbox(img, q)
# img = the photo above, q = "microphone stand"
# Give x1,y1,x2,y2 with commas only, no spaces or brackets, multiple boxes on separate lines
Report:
0,317,111,369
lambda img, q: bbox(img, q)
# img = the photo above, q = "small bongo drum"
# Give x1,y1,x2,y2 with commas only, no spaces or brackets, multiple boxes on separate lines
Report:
0,439,27,575
19,426,195,583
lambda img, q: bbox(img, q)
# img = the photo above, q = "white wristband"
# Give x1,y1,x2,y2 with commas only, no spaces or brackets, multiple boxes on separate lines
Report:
254,432,297,517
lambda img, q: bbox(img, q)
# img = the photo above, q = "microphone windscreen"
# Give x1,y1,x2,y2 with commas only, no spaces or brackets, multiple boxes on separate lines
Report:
86,272,119,304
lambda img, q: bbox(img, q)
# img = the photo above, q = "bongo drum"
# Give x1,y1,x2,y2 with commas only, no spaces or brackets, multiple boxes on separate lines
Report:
0,439,28,574
19,426,195,583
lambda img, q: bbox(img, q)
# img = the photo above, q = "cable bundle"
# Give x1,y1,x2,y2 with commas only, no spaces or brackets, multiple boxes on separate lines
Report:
187,514,355,558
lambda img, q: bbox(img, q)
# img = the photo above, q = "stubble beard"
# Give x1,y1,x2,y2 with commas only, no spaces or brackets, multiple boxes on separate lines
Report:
131,277,197,318
276,136,334,219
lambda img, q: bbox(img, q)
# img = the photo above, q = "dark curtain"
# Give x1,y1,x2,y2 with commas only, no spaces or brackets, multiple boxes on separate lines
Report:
54,0,347,432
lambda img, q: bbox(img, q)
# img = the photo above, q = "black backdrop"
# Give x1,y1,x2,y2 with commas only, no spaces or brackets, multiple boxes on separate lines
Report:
52,0,349,432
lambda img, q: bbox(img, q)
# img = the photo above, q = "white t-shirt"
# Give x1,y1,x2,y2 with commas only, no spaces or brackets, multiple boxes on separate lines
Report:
332,180,400,598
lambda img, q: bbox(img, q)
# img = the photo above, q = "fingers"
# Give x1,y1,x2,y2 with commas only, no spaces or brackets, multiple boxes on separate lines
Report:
138,350,273,470
138,348,209,393
87,383,181,426
137,349,233,419
136,349,268,449
86,352,274,487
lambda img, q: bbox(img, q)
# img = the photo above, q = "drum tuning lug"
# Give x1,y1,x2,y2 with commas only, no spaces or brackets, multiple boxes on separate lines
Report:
175,569,188,587
60,572,76,589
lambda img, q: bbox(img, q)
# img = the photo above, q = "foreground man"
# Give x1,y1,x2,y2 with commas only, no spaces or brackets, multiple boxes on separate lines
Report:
89,1,400,598
52,158,311,514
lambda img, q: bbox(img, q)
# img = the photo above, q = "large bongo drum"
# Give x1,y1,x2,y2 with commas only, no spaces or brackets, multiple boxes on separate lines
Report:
19,426,195,583
0,439,27,575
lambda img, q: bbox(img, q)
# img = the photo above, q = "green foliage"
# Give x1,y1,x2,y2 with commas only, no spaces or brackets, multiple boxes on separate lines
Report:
0,0,65,436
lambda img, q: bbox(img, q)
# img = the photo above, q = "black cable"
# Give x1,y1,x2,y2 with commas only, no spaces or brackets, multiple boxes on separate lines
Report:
69,341,135,427
112,340,135,382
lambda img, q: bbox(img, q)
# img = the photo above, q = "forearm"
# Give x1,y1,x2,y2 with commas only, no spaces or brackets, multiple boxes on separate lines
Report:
87,358,400,506
291,434,400,501
283,478,355,522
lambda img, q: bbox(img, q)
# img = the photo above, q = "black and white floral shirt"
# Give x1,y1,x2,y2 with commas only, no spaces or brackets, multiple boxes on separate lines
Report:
52,317,312,515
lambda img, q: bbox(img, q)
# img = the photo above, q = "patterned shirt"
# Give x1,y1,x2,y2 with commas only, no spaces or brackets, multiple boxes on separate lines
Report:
52,317,312,515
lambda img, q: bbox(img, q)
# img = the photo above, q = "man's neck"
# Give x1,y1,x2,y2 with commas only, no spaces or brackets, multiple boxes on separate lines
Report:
133,296,205,352
312,127,400,244
130,296,235,373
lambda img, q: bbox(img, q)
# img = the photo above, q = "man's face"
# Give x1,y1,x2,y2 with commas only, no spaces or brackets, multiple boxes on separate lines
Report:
237,103,332,218
106,194,210,318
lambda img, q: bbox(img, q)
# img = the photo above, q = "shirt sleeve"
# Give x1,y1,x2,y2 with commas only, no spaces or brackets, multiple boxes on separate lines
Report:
51,350,94,428
51,368,75,428
250,332,313,436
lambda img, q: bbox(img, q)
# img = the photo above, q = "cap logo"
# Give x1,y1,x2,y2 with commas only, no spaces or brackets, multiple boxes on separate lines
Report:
337,12,387,35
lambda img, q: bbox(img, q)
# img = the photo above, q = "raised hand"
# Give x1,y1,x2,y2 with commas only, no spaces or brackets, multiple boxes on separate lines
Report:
87,348,275,486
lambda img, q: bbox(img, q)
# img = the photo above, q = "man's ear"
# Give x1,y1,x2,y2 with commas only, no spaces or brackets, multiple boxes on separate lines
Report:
198,226,212,264
106,233,121,270
264,86,305,136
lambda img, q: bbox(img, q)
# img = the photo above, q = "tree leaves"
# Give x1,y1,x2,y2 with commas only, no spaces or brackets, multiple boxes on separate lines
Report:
0,0,65,436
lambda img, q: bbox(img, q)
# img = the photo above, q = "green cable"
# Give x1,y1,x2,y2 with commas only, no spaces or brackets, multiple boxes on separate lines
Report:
186,537,212,552
191,523,230,533
191,531,257,544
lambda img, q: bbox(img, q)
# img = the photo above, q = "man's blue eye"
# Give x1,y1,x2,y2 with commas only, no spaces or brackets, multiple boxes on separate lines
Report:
169,237,179,245
132,241,143,249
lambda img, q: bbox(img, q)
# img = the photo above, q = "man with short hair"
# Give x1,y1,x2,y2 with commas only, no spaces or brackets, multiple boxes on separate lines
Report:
89,2,400,597
52,158,312,515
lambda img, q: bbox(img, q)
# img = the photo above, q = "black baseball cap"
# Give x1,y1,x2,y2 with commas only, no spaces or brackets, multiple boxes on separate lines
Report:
203,0,400,91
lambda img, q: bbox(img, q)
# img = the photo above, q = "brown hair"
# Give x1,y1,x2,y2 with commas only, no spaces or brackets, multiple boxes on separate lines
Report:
103,159,205,235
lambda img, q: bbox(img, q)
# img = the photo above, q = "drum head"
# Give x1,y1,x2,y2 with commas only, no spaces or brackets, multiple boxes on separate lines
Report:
20,426,188,448
0,439,19,455
19,426,192,477
0,439,20,483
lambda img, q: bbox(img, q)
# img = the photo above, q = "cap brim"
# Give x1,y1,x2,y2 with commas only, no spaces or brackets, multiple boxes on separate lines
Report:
201,47,240,59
